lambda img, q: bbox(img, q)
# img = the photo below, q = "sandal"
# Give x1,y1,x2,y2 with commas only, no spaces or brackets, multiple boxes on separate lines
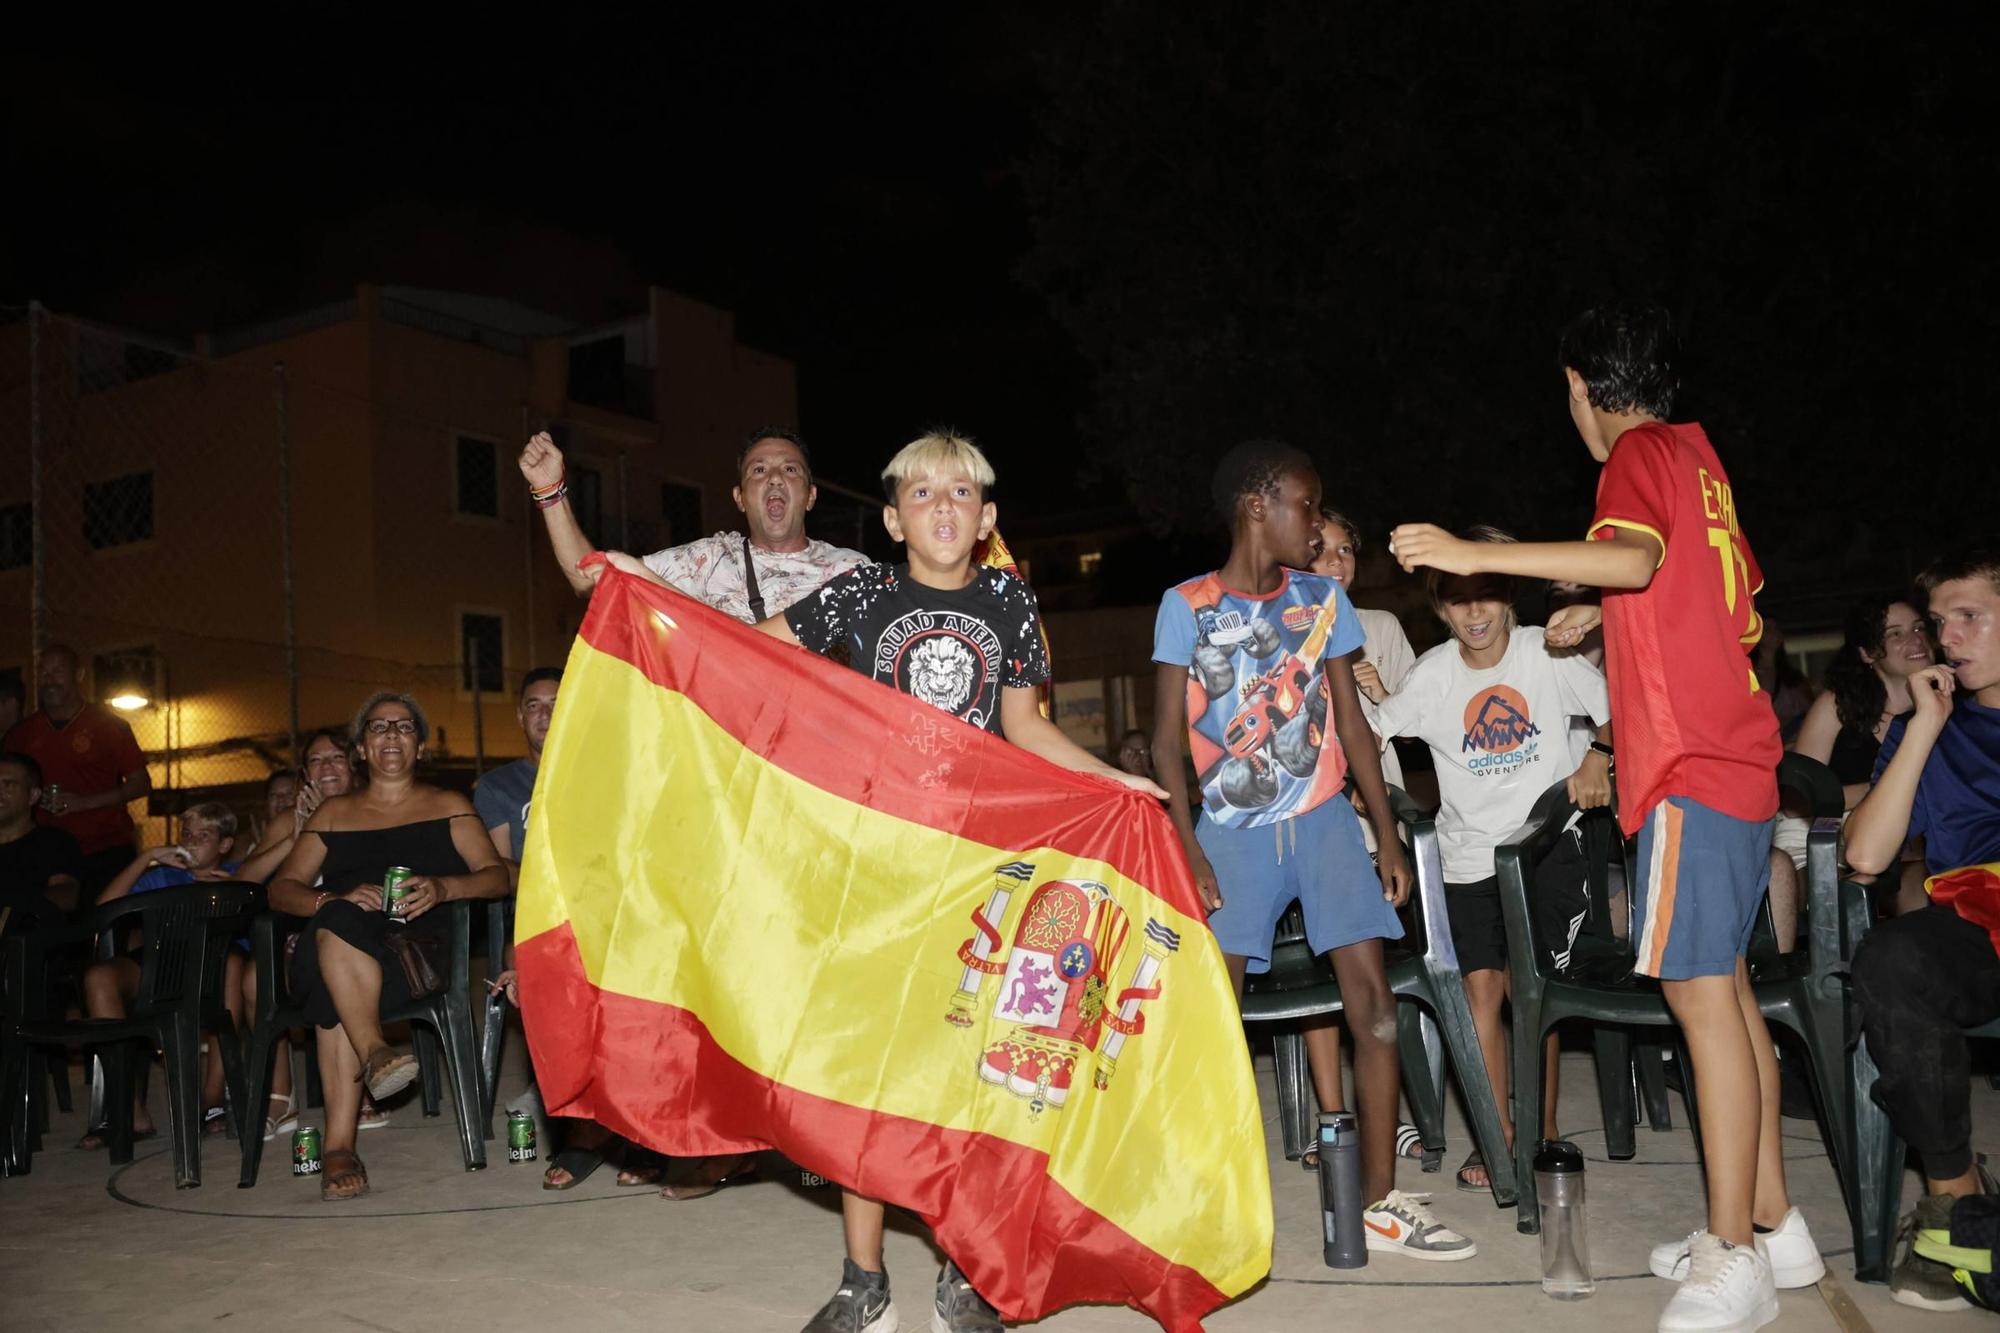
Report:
357,1095,390,1131
321,1148,369,1201
1456,1148,1489,1193
263,1093,300,1142
75,1124,158,1151
359,1047,419,1102
659,1153,759,1201
543,1147,607,1191
202,1105,230,1137
1396,1122,1425,1160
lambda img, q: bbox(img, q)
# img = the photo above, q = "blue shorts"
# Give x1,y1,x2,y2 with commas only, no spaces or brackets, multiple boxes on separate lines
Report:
1632,796,1773,980
1195,796,1403,974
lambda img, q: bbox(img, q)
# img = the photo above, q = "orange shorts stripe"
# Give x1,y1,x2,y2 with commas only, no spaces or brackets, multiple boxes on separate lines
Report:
1642,802,1684,976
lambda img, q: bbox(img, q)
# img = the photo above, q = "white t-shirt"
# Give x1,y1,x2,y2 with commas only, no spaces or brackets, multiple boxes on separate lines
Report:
1374,624,1610,882
642,532,865,624
1354,606,1416,789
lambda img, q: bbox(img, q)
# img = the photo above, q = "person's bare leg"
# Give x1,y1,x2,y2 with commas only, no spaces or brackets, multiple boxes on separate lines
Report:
1301,1017,1346,1115
1928,1166,1985,1199
1766,851,1800,954
1663,972,1759,1246
1542,1031,1561,1140
317,1025,363,1152
1460,967,1510,1187
1327,940,1399,1205
843,1188,887,1271
203,953,247,1112
314,929,388,1062
1895,860,1931,917
1735,959,1792,1228
240,958,293,1102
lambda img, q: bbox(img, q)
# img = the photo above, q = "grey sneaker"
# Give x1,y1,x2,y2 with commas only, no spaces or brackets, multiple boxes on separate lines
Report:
932,1259,1002,1332
804,1260,898,1333
1893,1195,1973,1312
1362,1189,1477,1260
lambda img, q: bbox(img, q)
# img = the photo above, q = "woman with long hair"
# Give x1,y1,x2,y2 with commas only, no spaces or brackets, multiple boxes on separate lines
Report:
1792,597,1934,809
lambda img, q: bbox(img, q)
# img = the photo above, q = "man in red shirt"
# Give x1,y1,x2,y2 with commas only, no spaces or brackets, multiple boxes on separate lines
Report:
1390,305,1816,1333
3,644,151,902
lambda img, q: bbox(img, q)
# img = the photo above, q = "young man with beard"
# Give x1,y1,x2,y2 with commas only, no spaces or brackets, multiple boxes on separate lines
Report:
1844,548,2000,1312
521,426,864,624
603,430,1164,1333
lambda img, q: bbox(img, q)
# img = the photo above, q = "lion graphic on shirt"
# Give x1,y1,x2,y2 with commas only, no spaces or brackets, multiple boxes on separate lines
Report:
907,634,978,715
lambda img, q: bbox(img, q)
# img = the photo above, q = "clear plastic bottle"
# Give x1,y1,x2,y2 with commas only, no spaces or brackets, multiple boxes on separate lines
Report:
1535,1139,1595,1299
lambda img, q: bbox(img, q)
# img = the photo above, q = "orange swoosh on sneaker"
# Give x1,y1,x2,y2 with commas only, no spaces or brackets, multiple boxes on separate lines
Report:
1365,1218,1402,1240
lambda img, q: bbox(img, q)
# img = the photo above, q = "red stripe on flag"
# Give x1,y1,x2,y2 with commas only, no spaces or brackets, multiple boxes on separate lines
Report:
520,923,1231,1331
577,571,1202,920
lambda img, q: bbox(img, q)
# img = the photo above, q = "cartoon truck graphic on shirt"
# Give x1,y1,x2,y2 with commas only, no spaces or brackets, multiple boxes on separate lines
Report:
1186,588,1343,811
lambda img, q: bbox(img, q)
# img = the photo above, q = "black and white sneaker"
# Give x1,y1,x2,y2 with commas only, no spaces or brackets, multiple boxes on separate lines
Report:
803,1260,897,1333
932,1259,1003,1332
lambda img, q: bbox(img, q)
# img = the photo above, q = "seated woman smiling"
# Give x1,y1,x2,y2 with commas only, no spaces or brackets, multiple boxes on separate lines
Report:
266,692,509,1201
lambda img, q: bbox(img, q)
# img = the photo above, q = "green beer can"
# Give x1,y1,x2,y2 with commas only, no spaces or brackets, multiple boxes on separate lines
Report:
382,866,413,921
507,1110,537,1162
292,1126,322,1176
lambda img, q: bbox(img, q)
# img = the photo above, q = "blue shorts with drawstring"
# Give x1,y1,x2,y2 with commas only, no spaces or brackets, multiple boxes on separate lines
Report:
1195,796,1403,973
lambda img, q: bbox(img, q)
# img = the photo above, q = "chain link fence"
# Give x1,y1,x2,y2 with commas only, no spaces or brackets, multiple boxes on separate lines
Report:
0,302,537,850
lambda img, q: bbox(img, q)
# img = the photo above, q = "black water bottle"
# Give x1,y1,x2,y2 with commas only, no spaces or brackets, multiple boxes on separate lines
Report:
1316,1112,1367,1268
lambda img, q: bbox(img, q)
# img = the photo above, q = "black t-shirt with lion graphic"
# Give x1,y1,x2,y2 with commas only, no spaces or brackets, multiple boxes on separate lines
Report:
784,562,1050,735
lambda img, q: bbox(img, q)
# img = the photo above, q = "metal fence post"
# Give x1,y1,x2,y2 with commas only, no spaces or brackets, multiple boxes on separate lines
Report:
276,362,298,766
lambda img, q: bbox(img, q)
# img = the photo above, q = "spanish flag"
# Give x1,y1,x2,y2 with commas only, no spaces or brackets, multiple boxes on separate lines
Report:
515,568,1270,1330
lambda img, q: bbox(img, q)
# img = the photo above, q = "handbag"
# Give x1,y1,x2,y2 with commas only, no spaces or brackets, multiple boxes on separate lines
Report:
384,928,445,999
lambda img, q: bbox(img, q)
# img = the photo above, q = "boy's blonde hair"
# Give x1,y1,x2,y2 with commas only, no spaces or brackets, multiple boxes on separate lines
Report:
880,431,996,504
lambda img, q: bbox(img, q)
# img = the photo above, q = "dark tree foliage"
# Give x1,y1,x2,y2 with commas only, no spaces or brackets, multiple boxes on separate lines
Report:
1019,3,1998,598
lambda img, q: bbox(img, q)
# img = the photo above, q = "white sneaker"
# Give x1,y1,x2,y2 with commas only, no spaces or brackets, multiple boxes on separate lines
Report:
1362,1189,1477,1260
1657,1232,1778,1333
1650,1208,1825,1289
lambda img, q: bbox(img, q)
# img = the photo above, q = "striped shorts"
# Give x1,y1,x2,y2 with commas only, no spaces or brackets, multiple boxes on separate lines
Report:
1631,796,1773,980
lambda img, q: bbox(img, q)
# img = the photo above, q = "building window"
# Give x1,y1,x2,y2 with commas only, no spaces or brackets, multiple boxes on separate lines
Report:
459,612,504,694
83,473,154,550
571,465,604,547
455,436,499,517
0,503,29,570
1078,551,1104,575
568,336,625,412
660,482,703,547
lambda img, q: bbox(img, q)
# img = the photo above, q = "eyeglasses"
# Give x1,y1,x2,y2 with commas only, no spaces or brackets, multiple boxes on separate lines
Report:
364,719,420,737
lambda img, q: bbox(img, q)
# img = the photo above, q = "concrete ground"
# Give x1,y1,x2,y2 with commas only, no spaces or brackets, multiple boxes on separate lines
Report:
0,1021,1980,1333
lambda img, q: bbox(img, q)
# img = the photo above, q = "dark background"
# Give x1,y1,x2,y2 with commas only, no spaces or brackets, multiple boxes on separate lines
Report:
6,5,1993,608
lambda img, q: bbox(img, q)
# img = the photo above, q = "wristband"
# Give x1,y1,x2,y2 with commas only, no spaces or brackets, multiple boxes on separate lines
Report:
534,484,569,509
1589,741,1614,760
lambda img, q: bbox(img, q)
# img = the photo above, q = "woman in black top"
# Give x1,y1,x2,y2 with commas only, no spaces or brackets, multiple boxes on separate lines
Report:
268,692,508,1200
1792,597,1935,809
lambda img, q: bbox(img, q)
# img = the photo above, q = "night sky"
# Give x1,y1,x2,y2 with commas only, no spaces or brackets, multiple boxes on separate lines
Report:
7,8,1996,605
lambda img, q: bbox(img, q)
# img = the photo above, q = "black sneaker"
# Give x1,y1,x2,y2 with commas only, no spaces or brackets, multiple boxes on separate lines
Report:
803,1260,897,1333
932,1259,1002,1332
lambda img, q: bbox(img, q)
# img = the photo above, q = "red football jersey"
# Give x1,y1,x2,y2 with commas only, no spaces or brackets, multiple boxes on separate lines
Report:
4,705,147,855
1588,421,1780,835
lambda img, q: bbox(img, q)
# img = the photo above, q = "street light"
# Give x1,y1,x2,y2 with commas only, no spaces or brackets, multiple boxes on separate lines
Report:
99,653,153,712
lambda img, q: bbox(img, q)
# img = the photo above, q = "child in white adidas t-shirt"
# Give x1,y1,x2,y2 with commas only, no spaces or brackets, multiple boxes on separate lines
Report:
1371,527,1614,1191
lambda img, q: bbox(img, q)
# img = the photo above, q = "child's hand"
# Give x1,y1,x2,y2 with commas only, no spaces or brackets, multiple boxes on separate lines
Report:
1546,603,1603,648
143,844,190,869
488,969,519,1007
1387,523,1478,575
1567,751,1613,810
1352,660,1387,704
1185,843,1223,914
1377,843,1412,907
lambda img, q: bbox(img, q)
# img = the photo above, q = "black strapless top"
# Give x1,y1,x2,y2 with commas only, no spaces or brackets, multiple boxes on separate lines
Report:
1829,724,1882,788
319,816,470,894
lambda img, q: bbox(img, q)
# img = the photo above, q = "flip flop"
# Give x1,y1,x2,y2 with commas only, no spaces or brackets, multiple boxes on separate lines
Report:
1396,1122,1425,1160
75,1126,158,1151
1456,1149,1489,1193
543,1147,607,1191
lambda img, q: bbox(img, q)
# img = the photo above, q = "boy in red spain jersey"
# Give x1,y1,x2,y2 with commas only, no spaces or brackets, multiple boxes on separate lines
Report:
1390,305,1820,1333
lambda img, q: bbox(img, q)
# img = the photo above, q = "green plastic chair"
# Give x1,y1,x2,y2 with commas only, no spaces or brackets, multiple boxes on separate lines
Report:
1241,786,1518,1205
1495,755,1858,1234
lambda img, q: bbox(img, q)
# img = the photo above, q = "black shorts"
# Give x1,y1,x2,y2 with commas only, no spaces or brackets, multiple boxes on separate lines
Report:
1446,876,1508,975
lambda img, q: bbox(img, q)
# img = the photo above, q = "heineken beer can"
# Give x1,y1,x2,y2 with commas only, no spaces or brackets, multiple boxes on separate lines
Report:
382,866,413,921
507,1110,537,1162
291,1126,322,1176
